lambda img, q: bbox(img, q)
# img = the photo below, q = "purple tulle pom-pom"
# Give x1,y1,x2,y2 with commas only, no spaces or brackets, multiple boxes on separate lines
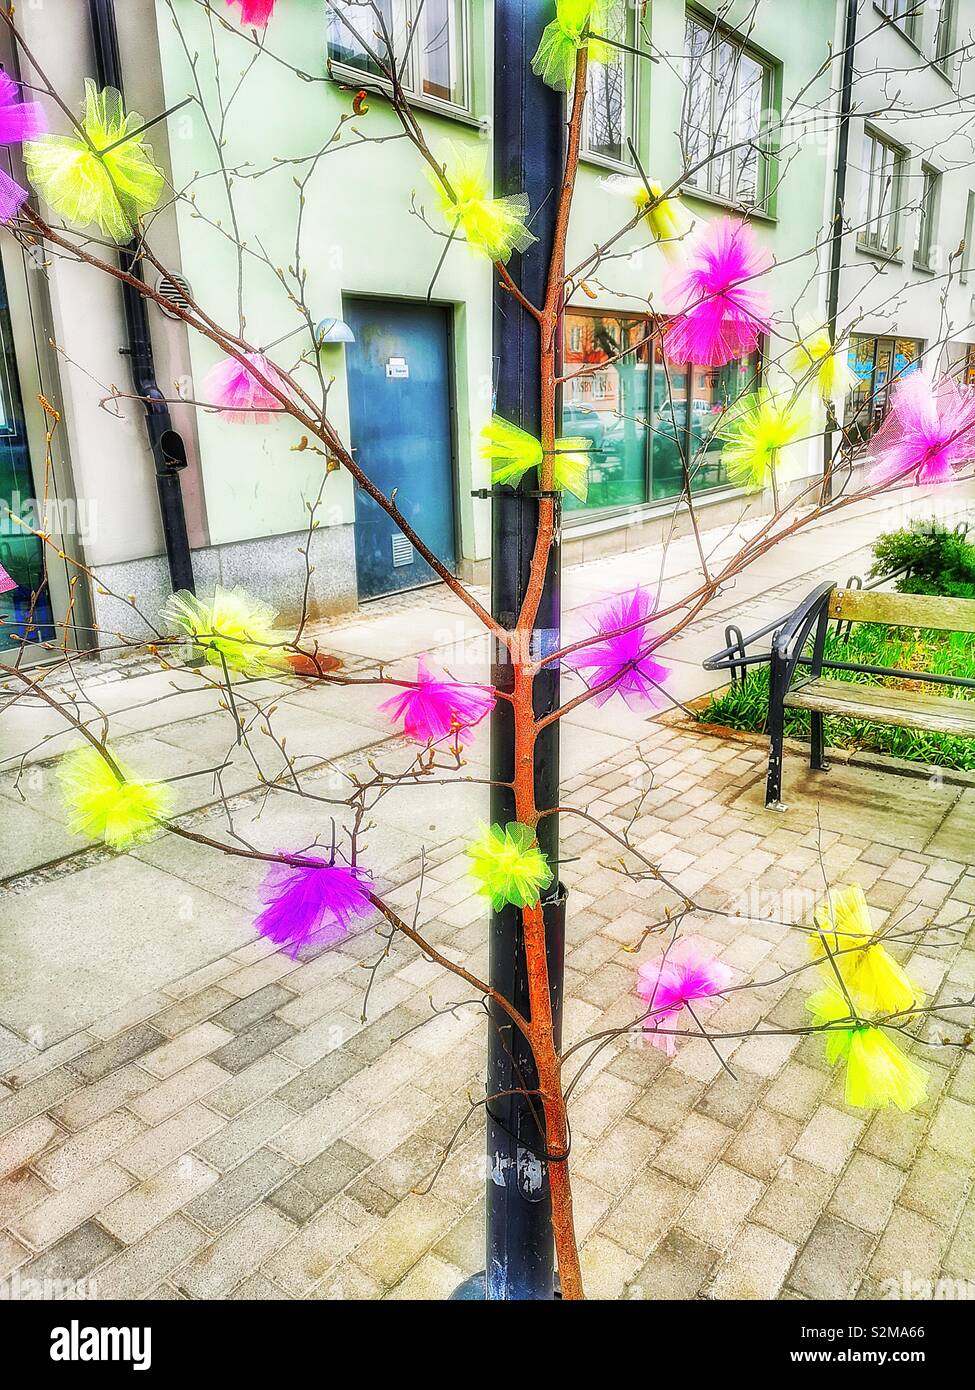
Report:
568,587,670,710
255,855,373,957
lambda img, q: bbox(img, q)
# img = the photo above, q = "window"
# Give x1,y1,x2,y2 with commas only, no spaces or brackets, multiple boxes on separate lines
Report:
326,0,470,112
561,310,761,514
934,0,954,65
652,349,761,499
914,164,940,268
682,14,775,209
582,2,637,166
962,190,975,284
876,0,923,44
845,334,922,442
858,130,905,256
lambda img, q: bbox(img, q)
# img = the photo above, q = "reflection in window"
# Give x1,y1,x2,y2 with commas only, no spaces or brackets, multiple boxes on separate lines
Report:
562,311,762,514
327,0,468,110
562,313,650,513
682,15,773,207
845,333,922,443
651,349,760,499
584,2,634,165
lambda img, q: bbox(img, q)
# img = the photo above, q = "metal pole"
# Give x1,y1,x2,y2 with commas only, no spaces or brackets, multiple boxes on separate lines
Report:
822,0,858,495
452,0,566,1301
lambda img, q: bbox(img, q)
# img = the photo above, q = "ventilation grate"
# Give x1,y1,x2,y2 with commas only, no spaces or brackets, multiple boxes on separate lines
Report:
156,273,194,320
391,535,415,568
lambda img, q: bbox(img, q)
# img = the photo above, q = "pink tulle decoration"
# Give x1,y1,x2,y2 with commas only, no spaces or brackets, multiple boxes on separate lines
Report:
0,71,46,224
227,0,277,23
636,947,733,1055
379,656,495,745
567,586,670,710
663,218,773,367
867,372,975,486
203,352,291,423
255,855,373,957
0,563,16,594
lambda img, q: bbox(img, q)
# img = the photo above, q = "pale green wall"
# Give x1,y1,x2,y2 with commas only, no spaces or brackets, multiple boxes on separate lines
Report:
156,0,838,562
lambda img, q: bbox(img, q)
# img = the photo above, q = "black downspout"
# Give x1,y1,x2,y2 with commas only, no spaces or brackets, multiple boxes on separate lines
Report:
87,0,195,594
823,0,858,497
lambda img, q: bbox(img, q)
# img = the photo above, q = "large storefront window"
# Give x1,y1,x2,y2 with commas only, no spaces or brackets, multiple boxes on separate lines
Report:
845,334,922,444
562,310,760,514
0,265,53,654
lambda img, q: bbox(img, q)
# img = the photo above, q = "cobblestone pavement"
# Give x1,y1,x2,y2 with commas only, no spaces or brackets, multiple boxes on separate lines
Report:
1,488,973,1300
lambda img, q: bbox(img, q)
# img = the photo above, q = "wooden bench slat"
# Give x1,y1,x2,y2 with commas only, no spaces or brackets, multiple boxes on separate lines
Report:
828,587,975,633
784,677,975,735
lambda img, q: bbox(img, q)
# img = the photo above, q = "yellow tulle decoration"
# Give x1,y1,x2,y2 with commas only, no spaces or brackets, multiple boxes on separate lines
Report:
428,141,536,264
634,180,693,256
531,0,619,90
811,884,924,1016
789,318,856,405
468,822,553,910
806,981,928,1111
59,746,173,849
24,81,165,242
162,586,284,677
480,417,591,500
715,389,809,491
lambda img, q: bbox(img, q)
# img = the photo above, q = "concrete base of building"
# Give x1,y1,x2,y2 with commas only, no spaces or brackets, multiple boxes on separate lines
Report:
89,522,358,645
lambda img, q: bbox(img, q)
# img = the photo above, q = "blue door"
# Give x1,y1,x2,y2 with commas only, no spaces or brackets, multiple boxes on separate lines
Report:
344,298,457,599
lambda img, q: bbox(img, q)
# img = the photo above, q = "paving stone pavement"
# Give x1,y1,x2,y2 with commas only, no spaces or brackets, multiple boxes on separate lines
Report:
1,486,974,1299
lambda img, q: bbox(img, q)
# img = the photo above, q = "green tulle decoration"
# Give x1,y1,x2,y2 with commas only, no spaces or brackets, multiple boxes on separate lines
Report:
428,140,536,263
480,416,591,500
531,0,619,91
715,390,810,492
161,586,284,677
468,822,553,910
24,81,165,242
59,746,173,849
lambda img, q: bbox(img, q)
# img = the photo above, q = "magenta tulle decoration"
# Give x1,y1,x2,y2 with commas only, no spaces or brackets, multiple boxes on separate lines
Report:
227,0,277,23
379,656,495,745
663,218,772,367
567,586,670,710
866,372,975,486
203,352,292,423
0,71,46,223
255,855,373,957
0,563,16,594
637,947,733,1055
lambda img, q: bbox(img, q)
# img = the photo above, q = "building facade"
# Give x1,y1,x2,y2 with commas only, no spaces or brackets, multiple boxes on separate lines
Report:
0,0,972,657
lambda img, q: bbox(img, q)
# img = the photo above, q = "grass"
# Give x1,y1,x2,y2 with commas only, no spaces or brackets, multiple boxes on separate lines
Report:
698,622,975,771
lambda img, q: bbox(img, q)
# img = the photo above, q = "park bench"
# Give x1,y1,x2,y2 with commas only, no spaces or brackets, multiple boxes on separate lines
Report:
760,582,975,809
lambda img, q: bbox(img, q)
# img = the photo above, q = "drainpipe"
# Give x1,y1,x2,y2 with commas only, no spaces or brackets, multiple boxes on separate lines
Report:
823,0,858,497
87,0,195,594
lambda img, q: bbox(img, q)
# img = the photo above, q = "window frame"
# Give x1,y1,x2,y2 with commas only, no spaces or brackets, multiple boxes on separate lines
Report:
858,127,907,259
962,189,975,285
874,0,924,47
579,4,642,172
914,162,940,271
934,0,955,71
325,0,475,121
680,10,778,215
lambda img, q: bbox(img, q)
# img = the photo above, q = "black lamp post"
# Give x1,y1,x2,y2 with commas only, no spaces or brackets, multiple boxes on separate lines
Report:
452,0,567,1301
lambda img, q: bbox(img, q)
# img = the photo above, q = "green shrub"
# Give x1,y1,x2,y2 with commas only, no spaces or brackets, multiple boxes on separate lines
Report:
868,517,975,598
